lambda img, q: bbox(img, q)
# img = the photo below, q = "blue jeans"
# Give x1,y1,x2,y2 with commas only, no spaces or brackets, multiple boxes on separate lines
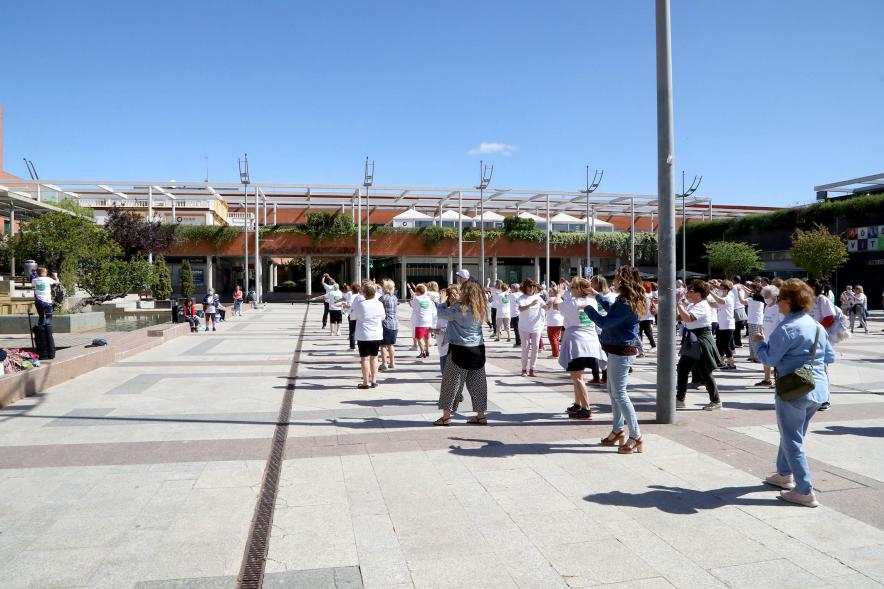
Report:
606,353,640,438
775,395,821,495
35,299,53,326
233,300,242,315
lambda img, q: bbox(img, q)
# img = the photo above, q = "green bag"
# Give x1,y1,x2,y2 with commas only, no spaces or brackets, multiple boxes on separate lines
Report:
775,327,819,401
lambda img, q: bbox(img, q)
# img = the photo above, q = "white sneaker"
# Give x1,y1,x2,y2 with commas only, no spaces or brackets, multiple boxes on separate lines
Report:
779,489,819,507
764,473,795,490
703,402,722,411
676,400,686,409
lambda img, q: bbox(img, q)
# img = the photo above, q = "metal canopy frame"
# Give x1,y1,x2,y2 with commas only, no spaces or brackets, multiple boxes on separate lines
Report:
814,172,884,196
0,179,763,221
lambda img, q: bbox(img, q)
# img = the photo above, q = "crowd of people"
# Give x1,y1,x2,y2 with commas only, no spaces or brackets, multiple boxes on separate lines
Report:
313,267,878,508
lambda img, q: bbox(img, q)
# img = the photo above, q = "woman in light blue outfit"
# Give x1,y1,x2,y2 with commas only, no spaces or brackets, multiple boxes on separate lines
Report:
756,279,836,508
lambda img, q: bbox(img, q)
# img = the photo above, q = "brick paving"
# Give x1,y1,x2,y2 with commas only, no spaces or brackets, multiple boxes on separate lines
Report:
0,304,882,588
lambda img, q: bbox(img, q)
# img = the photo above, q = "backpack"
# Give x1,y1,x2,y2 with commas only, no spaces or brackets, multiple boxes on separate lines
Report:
828,306,850,345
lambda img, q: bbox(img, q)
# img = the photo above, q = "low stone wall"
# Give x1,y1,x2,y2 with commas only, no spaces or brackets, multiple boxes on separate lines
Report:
0,312,106,334
0,321,191,409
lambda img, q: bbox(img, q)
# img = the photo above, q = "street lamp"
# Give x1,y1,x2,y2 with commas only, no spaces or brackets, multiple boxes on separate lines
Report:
363,157,375,280
238,154,250,297
476,160,493,285
679,171,702,284
580,165,603,278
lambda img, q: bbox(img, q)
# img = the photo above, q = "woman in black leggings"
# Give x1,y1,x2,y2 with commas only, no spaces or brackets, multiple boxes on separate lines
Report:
710,280,737,370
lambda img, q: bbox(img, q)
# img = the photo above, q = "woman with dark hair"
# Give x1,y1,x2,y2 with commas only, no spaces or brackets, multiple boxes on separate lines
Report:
517,279,544,377
584,266,647,454
182,297,200,332
756,279,835,507
433,280,489,426
710,280,737,370
676,280,723,410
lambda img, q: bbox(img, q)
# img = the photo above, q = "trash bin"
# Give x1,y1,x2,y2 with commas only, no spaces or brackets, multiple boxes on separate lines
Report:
171,302,180,323
24,259,38,279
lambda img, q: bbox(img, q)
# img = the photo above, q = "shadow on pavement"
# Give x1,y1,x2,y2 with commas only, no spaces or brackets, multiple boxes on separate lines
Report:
815,425,884,437
584,484,778,514
447,437,609,457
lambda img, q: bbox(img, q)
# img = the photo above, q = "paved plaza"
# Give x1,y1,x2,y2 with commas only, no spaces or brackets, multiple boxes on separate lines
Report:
0,303,882,588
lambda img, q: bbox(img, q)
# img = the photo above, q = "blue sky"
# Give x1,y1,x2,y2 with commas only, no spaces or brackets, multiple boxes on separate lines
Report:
1,0,882,207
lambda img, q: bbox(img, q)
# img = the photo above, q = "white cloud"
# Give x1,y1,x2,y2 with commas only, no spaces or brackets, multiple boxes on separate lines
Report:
468,142,516,157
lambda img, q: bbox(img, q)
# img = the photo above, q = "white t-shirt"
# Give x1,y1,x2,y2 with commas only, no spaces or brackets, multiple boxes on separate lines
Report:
509,290,521,317
746,298,765,325
811,295,835,323
546,304,565,327
684,300,714,329
323,285,338,304
497,291,513,319
559,296,598,329
410,295,437,328
762,303,783,342
343,291,354,315
329,289,345,311
351,297,384,341
641,293,655,321
518,294,545,333
731,286,746,310
716,291,736,330
428,291,441,304
490,288,503,310
32,276,55,304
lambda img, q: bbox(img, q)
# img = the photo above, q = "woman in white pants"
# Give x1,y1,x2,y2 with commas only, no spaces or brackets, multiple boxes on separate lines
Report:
495,283,513,342
518,279,545,377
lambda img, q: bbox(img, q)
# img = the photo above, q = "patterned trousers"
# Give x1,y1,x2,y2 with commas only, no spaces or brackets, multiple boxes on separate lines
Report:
747,324,762,361
438,359,488,412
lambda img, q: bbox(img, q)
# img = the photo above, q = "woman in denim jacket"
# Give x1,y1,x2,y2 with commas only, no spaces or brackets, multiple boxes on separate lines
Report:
755,279,836,508
584,266,647,454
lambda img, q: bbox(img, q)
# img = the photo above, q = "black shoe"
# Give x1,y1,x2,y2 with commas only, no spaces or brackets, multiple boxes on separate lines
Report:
513,343,520,348
818,402,831,412
566,403,581,414
569,408,592,420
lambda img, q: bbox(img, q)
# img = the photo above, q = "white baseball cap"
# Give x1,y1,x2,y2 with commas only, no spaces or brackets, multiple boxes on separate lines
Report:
456,269,470,280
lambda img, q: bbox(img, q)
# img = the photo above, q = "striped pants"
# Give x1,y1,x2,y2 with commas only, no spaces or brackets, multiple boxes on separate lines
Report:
438,360,488,412
748,324,762,361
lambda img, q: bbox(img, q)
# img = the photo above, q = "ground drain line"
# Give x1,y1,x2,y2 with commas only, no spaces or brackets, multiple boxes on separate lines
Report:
237,305,310,589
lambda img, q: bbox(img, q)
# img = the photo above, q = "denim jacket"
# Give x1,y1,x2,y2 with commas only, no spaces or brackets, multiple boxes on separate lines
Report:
756,312,835,404
435,303,485,347
583,295,640,348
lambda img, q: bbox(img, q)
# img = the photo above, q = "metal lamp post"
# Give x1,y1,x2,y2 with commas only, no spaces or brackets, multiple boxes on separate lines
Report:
363,157,375,281
476,161,493,285
238,154,250,297
679,171,702,284
580,166,603,278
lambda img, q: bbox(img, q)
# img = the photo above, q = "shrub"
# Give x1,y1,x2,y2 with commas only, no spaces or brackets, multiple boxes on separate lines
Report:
174,225,242,247
790,225,848,278
152,255,173,300
705,241,764,277
303,212,356,245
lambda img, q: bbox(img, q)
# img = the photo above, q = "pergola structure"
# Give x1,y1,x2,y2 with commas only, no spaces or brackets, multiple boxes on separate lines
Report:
815,172,884,200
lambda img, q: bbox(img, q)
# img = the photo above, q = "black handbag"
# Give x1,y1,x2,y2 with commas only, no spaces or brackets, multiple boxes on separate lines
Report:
775,328,819,401
679,331,702,360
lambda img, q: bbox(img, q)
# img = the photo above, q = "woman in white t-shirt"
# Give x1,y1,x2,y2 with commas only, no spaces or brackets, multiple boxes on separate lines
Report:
410,283,437,359
746,284,766,363
553,278,604,419
710,280,737,369
849,285,869,333
757,285,783,387
731,280,749,347
350,282,385,389
327,285,345,336
518,279,545,376
489,280,506,340
494,283,513,342
509,284,522,348
676,280,723,410
544,286,565,358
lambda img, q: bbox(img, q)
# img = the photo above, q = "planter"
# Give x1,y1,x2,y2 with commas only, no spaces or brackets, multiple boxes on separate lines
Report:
0,312,106,334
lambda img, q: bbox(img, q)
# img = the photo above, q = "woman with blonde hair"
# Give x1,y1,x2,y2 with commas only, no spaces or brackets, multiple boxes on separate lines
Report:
553,277,604,420
409,283,436,359
378,279,400,371
350,281,385,389
433,280,490,426
495,282,513,342
584,266,647,454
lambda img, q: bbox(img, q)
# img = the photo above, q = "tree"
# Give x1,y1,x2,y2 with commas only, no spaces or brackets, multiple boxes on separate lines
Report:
152,255,173,300
303,212,355,246
705,241,764,277
105,208,176,259
179,259,194,298
55,197,95,219
790,225,848,278
11,212,121,291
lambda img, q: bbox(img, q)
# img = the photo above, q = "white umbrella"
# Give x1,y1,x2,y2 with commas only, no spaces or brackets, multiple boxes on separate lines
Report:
474,210,505,222
392,208,433,221
517,211,545,222
435,210,473,221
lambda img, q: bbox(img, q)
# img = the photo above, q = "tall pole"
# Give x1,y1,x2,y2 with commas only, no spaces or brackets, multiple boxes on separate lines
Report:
479,187,485,284
655,0,677,425
365,185,371,281
545,193,551,286
457,191,463,270
590,206,595,275
147,185,154,264
681,171,687,285
254,187,261,304
585,189,591,275
243,185,249,296
356,190,362,283
630,197,636,266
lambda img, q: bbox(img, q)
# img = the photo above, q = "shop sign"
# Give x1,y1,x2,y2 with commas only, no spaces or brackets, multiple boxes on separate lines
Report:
847,225,884,253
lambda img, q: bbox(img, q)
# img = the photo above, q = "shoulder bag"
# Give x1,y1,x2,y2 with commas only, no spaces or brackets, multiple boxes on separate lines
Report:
775,327,819,401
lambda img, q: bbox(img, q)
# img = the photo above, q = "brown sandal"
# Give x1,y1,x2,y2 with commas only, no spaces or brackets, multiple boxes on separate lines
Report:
466,417,488,426
433,417,451,427
600,430,626,447
618,436,644,454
